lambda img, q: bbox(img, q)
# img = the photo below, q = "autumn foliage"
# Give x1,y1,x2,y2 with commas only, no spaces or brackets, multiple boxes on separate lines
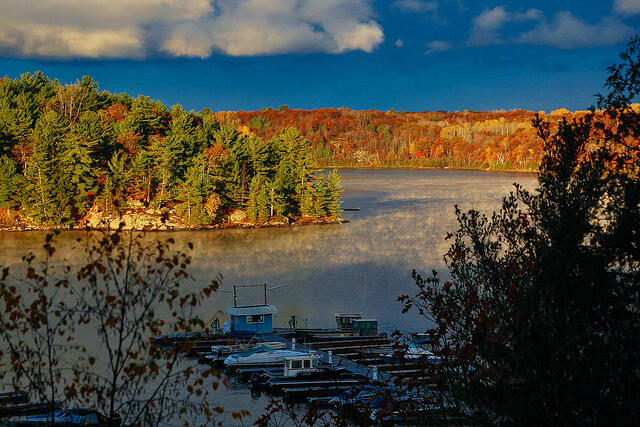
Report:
224,107,594,170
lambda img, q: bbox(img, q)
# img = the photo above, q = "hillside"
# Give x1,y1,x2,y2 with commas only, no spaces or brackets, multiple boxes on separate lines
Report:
0,72,592,230
221,107,589,170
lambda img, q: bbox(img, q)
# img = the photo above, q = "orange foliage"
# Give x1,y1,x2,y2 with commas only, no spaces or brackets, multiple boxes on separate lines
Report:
104,103,129,122
117,131,143,156
205,144,227,165
226,108,560,169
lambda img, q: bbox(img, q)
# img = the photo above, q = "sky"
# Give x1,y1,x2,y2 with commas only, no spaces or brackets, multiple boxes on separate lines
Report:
0,0,639,112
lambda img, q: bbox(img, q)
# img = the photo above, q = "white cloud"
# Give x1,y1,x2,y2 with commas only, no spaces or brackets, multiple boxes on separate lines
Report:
516,12,633,49
0,0,384,59
425,40,451,54
473,6,509,31
467,6,542,46
614,0,640,15
392,0,438,13
467,6,631,49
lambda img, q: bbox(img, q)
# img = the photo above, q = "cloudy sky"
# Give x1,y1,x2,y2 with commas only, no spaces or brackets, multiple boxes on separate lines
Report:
1,0,638,111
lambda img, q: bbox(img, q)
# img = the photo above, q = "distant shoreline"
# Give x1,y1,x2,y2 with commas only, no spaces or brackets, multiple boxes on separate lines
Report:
0,167,537,232
320,165,539,174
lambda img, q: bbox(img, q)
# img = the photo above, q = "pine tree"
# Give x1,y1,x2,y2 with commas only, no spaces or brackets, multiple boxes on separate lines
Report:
22,110,69,224
325,169,343,217
122,95,168,145
0,155,21,212
130,149,156,206
106,151,130,213
176,155,216,225
247,135,271,177
312,178,330,217
247,174,271,223
60,122,98,216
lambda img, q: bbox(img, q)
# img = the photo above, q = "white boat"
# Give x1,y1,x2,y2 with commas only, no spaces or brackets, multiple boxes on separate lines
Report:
223,346,315,367
205,341,286,362
382,340,441,363
405,343,439,360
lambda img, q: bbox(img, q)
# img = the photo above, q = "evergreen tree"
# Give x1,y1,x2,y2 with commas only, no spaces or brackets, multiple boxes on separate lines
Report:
312,178,330,217
123,95,168,145
22,109,69,224
0,155,21,211
247,174,271,223
197,113,220,148
176,154,216,224
59,123,97,216
105,151,130,213
247,134,272,177
77,110,115,165
130,149,156,206
272,166,295,216
326,169,343,217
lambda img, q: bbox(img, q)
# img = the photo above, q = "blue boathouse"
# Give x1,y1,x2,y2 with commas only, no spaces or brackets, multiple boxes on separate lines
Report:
226,304,278,335
225,283,284,335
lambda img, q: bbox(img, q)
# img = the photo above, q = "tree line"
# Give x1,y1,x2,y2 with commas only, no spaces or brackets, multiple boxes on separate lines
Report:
0,74,342,228
218,106,591,170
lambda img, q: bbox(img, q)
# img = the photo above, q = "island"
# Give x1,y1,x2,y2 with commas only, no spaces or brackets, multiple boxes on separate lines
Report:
0,73,343,231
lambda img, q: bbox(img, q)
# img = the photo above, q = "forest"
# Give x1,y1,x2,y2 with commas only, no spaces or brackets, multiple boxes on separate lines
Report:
227,105,590,170
0,72,342,229
0,71,594,230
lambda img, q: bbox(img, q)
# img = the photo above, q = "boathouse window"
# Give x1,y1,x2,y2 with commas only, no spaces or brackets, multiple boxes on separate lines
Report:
292,360,302,369
247,314,264,324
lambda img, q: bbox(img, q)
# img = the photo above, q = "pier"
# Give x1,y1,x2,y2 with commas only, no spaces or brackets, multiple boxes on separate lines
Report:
265,334,392,382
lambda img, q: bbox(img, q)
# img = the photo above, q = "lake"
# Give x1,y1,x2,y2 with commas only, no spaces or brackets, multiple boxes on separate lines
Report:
0,168,538,423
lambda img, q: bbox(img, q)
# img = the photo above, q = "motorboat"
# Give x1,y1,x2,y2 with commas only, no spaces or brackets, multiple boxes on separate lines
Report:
405,341,440,361
381,339,441,363
204,341,287,367
223,346,315,368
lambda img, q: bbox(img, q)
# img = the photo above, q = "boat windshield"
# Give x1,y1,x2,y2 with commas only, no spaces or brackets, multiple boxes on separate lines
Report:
232,345,275,358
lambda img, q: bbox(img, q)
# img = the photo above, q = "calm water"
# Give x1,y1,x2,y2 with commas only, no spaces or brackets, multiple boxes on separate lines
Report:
0,169,537,423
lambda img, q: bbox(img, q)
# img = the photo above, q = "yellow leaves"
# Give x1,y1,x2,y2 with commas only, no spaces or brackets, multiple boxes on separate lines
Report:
237,125,252,137
213,111,239,126
204,193,222,220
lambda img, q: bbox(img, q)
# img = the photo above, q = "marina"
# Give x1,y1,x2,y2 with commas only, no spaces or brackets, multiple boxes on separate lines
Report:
149,284,443,423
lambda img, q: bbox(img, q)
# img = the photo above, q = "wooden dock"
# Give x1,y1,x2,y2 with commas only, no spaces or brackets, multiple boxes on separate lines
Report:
264,334,392,382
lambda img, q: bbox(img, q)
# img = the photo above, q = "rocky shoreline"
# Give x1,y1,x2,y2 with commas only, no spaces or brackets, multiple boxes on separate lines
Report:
0,207,346,232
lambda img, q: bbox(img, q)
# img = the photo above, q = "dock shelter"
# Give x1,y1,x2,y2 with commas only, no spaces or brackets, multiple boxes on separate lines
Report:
226,305,278,335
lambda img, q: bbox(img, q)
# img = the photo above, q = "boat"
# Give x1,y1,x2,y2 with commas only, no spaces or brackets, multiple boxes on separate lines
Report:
7,409,120,426
223,346,316,369
381,339,441,363
204,341,287,367
250,351,324,386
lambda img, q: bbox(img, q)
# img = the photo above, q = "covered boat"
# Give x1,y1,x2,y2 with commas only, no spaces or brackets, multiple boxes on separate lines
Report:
223,346,314,368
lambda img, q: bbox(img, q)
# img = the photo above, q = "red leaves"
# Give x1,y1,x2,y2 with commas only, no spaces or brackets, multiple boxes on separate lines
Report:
104,103,129,122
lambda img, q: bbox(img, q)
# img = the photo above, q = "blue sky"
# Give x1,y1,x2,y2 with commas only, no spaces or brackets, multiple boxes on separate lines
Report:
0,0,638,112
